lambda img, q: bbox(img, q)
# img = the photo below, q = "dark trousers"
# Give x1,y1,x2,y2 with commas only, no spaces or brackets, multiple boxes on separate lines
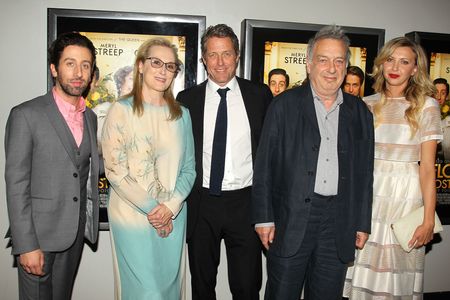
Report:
17,217,86,300
265,194,347,300
188,187,262,300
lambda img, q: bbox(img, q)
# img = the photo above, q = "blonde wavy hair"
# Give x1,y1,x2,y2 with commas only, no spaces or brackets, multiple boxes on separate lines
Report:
129,38,182,120
371,37,435,136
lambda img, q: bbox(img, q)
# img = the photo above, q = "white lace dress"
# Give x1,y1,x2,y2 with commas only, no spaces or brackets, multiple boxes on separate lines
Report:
344,94,442,299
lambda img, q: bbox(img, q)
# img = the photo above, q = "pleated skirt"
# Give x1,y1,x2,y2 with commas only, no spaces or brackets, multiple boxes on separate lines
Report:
344,159,425,299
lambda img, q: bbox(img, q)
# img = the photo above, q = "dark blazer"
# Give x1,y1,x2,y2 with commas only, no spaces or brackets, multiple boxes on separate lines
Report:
5,92,100,255
251,83,374,263
177,77,272,239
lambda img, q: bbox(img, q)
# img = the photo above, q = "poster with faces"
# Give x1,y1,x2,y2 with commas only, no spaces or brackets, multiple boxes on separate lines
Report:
263,41,366,90
81,31,186,108
430,52,450,83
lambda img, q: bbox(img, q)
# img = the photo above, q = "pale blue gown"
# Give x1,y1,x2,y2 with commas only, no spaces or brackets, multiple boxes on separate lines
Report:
102,98,195,300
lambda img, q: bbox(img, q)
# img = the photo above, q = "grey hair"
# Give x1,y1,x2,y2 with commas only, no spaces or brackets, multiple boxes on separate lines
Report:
307,24,351,64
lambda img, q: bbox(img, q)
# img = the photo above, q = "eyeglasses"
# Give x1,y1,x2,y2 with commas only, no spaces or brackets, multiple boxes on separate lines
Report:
146,57,179,73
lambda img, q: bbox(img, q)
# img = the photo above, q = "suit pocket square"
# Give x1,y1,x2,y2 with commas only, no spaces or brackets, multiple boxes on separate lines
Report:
391,206,443,252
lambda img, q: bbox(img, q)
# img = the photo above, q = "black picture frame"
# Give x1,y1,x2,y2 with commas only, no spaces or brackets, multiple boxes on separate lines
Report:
240,19,385,97
48,8,206,230
405,31,450,82
48,8,206,91
406,31,450,225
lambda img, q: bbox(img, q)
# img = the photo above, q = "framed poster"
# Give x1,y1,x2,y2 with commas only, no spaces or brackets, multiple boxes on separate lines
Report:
405,32,450,83
240,19,385,97
406,31,450,224
48,8,206,229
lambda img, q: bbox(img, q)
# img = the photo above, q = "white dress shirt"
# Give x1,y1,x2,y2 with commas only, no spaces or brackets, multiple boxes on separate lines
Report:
202,77,253,190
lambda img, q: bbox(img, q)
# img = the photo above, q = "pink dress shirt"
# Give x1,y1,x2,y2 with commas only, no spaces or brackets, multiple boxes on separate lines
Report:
52,88,86,147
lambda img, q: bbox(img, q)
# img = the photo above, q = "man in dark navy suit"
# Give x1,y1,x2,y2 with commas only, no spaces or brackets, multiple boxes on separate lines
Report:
252,25,374,300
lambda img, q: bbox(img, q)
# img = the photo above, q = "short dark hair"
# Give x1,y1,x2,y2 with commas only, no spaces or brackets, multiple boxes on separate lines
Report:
346,65,365,84
434,78,449,94
201,24,239,57
48,32,96,69
268,68,290,87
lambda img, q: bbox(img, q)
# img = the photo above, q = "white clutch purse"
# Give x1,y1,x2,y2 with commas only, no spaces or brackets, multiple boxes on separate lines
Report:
391,206,444,252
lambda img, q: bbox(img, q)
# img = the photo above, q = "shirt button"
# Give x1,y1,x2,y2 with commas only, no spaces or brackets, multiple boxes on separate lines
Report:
73,197,78,202
326,159,329,162
305,198,311,203
73,173,78,178
323,180,327,183
326,137,330,140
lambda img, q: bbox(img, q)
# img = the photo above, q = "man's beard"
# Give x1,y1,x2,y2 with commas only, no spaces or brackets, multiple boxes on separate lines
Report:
58,79,88,97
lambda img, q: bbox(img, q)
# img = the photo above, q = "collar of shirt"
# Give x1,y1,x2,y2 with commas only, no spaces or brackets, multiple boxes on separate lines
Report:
310,85,344,113
52,87,87,115
206,76,239,98
310,85,340,196
52,87,86,147
203,76,252,190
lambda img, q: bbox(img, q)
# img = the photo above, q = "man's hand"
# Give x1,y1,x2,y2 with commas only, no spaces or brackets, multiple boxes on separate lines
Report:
255,226,276,250
147,204,174,228
19,249,44,276
355,231,369,249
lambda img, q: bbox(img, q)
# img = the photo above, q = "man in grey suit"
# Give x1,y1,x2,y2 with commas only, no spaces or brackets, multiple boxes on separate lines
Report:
5,32,100,300
252,25,374,299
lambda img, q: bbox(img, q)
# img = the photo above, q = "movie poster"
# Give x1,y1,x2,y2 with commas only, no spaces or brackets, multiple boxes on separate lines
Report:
82,32,186,106
430,52,450,83
435,160,450,223
432,52,450,223
263,41,366,93
263,42,308,88
80,32,186,227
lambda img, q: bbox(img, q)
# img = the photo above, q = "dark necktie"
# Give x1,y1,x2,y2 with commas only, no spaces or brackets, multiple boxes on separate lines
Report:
209,87,230,196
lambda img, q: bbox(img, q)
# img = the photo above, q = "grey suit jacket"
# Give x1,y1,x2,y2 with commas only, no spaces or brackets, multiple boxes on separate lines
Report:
5,91,100,255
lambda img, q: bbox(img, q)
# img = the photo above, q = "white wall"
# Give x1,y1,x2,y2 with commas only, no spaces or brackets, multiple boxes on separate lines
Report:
1,0,450,299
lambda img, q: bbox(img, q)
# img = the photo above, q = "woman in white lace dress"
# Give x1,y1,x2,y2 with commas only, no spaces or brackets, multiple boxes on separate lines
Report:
344,37,442,299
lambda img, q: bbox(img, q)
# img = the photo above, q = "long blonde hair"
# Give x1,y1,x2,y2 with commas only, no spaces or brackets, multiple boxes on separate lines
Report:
371,37,435,136
129,38,182,120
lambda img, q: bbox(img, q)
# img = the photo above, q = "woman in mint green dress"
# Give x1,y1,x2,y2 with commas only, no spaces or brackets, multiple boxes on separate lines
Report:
102,38,195,300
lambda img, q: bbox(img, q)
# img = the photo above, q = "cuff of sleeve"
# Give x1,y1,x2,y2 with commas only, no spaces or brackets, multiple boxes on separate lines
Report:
421,135,442,143
163,194,183,218
254,222,275,228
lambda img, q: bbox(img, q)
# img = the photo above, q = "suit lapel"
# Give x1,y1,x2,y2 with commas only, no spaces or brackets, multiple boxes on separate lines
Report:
84,110,99,175
302,85,321,145
191,81,207,182
236,78,259,155
338,95,352,150
43,93,78,167
237,78,255,131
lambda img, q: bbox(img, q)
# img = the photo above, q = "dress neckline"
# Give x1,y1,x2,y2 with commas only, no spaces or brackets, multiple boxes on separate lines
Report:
143,102,168,109
386,96,406,100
